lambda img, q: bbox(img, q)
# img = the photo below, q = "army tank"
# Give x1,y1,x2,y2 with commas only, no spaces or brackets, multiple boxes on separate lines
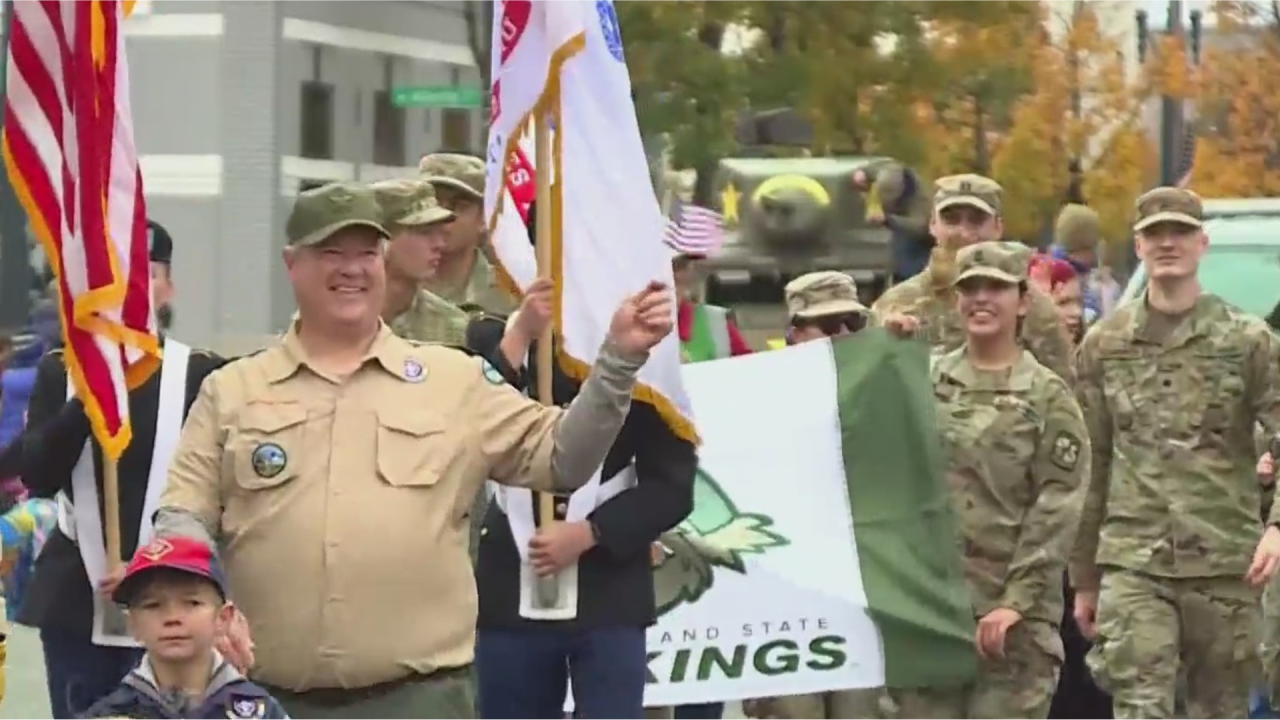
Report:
662,111,897,348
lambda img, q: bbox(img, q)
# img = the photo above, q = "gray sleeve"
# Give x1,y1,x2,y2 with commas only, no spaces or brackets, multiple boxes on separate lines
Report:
152,507,218,552
548,338,646,491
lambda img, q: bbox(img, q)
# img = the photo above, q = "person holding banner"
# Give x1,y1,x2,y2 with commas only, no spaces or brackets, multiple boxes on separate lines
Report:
15,228,233,719
370,177,472,345
420,153,517,316
466,202,697,720
890,241,1089,719
150,181,674,719
740,271,887,720
871,175,1074,385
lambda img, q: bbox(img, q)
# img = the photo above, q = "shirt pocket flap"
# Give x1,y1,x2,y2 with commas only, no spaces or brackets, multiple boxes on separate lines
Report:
232,404,308,490
376,406,451,487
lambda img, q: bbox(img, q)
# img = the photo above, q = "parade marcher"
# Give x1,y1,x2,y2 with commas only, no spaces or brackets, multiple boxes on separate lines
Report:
741,271,887,720
419,153,517,315
149,181,674,718
370,176,471,345
14,219,231,719
891,241,1088,718
1049,204,1104,325
1071,187,1280,719
1028,255,1086,345
466,205,696,720
871,174,1075,384
82,536,289,719
851,161,932,283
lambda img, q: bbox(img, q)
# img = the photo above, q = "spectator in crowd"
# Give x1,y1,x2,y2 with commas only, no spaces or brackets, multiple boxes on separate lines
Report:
1049,204,1104,325
1028,255,1086,344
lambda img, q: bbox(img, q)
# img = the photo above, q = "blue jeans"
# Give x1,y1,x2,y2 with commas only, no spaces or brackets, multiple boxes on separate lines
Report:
40,627,143,719
1252,686,1280,719
475,624,647,719
674,703,724,719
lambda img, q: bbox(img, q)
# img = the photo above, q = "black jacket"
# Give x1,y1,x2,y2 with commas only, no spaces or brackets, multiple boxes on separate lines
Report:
465,316,696,629
17,345,226,637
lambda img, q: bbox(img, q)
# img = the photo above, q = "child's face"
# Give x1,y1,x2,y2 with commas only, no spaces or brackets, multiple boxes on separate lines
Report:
126,571,231,663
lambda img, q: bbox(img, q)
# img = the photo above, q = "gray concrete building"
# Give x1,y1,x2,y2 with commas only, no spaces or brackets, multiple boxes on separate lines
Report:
122,0,483,353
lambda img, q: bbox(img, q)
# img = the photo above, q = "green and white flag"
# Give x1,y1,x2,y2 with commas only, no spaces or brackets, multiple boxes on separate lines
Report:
644,328,977,707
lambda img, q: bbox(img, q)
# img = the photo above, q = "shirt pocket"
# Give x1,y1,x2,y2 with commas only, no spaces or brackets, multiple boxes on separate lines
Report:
1193,350,1247,431
375,405,454,488
230,404,308,491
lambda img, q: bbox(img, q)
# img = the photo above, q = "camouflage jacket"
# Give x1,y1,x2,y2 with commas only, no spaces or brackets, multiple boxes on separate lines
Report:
389,288,470,346
933,348,1089,624
425,250,517,317
1070,294,1280,588
872,270,1076,384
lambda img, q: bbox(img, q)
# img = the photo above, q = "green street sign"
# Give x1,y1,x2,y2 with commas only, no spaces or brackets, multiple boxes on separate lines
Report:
390,86,482,109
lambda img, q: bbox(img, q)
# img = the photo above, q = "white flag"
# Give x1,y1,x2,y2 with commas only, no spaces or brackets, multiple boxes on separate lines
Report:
484,0,696,442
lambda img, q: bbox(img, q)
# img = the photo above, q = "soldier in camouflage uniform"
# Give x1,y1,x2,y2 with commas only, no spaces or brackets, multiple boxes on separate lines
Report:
1070,187,1280,719
890,242,1088,719
871,175,1075,384
419,153,517,316
369,177,471,345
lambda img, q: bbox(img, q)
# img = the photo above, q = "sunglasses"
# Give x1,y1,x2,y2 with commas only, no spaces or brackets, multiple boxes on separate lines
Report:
796,313,867,336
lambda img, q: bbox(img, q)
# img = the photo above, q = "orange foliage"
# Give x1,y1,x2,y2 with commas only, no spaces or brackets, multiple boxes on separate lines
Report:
1187,2,1280,197
989,3,1156,242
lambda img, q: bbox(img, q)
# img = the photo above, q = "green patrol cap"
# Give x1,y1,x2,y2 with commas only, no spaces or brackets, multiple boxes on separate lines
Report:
369,177,455,228
285,182,389,247
934,174,1003,216
419,153,485,200
954,240,1028,286
1134,186,1203,231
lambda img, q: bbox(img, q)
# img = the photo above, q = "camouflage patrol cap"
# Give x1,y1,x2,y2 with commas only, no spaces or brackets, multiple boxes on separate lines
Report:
285,182,389,247
785,271,867,320
954,240,1027,286
1055,203,1101,252
1134,186,1203,231
369,177,454,228
419,153,485,200
934,174,1003,216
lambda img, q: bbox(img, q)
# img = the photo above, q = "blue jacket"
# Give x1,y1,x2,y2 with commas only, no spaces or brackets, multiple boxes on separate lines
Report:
1049,245,1103,324
81,653,290,719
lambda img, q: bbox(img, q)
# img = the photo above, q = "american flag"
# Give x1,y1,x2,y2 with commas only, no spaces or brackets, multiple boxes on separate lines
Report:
2,0,159,462
663,201,726,258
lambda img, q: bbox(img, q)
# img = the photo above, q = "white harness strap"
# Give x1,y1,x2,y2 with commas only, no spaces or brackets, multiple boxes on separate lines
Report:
54,339,190,587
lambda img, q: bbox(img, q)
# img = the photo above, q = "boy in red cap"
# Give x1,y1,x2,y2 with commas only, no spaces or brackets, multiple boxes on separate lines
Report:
80,537,287,719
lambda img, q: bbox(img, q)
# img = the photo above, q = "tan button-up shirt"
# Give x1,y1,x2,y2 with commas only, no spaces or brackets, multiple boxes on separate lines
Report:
160,323,566,691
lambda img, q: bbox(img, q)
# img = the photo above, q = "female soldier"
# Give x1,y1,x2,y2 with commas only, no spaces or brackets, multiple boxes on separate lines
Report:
893,241,1090,719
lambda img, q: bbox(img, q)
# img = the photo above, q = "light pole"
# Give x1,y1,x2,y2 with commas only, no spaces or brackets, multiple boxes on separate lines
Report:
0,0,33,332
1137,2,1203,188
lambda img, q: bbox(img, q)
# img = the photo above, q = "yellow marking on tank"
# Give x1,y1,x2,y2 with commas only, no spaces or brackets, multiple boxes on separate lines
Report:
751,174,831,208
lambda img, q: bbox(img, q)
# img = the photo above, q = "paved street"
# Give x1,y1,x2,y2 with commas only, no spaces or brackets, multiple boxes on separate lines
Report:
3,626,50,718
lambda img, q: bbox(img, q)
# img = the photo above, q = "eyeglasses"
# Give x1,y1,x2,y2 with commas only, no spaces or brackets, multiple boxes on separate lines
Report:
796,313,867,336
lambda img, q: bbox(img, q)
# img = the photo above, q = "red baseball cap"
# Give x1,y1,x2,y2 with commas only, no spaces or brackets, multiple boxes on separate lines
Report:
113,536,229,606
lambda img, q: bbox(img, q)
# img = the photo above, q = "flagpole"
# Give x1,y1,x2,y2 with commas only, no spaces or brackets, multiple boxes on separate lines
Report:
533,112,560,608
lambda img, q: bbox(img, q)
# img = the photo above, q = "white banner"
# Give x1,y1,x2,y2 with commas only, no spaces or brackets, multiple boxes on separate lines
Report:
639,348,883,706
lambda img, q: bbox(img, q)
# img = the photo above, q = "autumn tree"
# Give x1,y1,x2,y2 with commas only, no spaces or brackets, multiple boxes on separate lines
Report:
1188,1,1280,197
991,1,1157,243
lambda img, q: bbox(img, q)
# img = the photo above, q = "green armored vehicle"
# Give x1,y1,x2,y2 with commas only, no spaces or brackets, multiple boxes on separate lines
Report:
700,155,895,348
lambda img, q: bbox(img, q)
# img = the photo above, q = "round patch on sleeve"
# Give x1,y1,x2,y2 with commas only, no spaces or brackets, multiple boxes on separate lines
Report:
1050,431,1082,472
480,358,505,385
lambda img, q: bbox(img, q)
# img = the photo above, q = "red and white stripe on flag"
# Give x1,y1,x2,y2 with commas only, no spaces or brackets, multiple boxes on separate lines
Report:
1,0,159,462
664,203,726,258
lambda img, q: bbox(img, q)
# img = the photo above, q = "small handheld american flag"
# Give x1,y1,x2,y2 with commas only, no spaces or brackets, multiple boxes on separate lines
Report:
663,200,726,258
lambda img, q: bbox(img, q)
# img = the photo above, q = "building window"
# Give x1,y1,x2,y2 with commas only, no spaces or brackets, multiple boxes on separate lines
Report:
373,90,406,166
441,109,473,152
299,81,334,160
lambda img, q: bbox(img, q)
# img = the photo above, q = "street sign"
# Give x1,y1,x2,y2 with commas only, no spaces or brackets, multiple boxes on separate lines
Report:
391,86,482,109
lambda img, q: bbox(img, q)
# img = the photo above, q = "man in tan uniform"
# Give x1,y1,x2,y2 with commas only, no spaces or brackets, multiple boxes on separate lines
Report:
149,181,675,719
418,153,516,315
871,174,1074,384
370,177,470,345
